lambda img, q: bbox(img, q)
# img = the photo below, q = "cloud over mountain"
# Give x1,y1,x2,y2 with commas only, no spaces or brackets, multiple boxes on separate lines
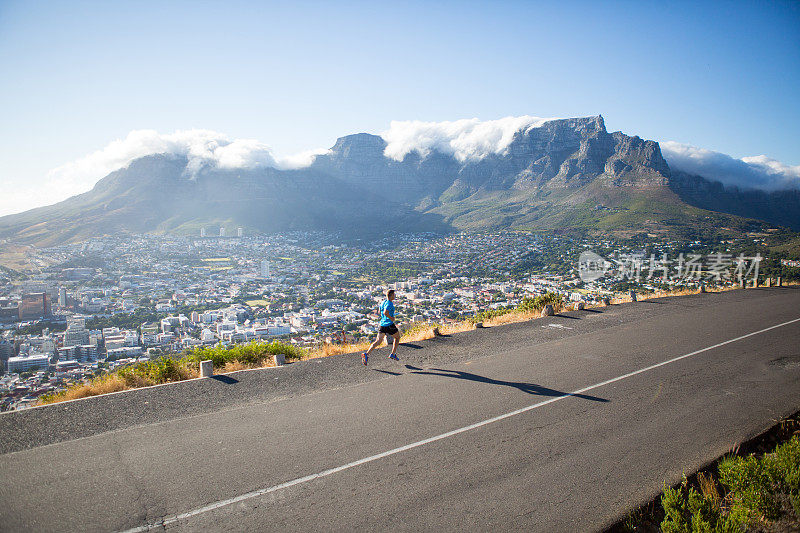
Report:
661,141,800,191
16,118,798,220
379,115,558,162
46,129,329,198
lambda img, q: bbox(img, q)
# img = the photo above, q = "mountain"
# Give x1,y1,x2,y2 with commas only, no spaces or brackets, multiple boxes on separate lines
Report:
668,170,800,231
1,115,796,246
0,154,450,247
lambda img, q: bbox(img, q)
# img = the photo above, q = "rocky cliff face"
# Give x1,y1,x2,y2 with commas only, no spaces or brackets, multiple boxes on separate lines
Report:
312,115,671,202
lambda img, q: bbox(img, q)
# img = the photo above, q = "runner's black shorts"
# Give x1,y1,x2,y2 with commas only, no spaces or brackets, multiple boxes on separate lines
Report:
379,324,399,335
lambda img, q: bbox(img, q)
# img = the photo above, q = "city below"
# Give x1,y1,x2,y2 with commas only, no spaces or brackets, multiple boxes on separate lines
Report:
0,228,787,410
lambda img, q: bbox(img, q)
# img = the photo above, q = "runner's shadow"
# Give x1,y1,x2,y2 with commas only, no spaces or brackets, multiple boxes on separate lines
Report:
410,368,608,403
400,343,423,349
555,314,581,319
373,369,402,376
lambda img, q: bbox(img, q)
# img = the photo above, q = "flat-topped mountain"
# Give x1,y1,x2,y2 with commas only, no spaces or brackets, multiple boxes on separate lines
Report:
2,115,798,246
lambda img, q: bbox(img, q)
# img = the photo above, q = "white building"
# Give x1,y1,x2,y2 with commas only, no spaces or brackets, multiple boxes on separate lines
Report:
57,344,98,362
106,346,143,360
261,259,271,278
7,353,50,373
160,315,190,333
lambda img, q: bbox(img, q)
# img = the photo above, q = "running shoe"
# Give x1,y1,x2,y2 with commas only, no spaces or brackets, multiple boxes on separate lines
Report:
389,353,399,361
362,352,368,365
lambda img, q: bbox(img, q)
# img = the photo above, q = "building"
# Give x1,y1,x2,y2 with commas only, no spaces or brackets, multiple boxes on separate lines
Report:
160,315,190,333
58,287,67,307
237,227,243,238
103,329,138,351
57,344,97,362
0,301,19,323
106,346,143,360
219,227,226,237
0,340,14,370
200,227,207,237
19,293,51,320
261,260,271,278
141,322,159,335
7,353,50,373
63,319,90,348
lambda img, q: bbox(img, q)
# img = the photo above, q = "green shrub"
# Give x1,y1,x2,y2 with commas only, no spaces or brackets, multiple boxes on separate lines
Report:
661,482,691,533
718,453,780,521
660,477,742,533
184,340,306,369
401,321,438,338
466,308,514,324
661,435,800,532
116,357,186,386
517,292,563,313
763,434,800,496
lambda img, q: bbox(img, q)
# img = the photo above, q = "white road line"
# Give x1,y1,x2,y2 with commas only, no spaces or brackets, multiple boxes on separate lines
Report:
119,316,800,532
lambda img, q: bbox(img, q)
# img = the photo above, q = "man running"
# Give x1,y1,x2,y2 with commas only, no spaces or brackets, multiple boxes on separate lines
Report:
362,289,400,364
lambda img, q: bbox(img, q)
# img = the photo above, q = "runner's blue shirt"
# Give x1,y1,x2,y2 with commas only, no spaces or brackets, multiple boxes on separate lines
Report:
379,299,395,327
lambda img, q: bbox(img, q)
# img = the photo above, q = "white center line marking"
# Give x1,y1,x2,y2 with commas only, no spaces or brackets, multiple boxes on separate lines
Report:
119,316,800,532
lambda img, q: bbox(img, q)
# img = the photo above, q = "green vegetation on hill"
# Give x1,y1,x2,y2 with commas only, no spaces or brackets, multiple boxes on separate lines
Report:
183,341,305,368
462,292,565,324
427,184,775,242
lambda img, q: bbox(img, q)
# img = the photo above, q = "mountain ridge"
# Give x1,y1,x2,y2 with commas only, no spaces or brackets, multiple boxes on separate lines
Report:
2,115,798,246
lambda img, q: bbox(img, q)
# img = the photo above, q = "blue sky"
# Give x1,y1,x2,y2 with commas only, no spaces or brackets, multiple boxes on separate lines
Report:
0,0,798,215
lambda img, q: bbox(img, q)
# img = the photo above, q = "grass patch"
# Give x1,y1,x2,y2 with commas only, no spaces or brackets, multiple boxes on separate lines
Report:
38,341,304,405
184,341,306,368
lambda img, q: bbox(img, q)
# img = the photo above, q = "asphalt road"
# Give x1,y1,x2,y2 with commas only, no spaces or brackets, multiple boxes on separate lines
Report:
1,287,799,532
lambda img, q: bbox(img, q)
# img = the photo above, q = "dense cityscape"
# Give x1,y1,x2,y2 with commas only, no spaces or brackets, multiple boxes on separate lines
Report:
0,229,786,410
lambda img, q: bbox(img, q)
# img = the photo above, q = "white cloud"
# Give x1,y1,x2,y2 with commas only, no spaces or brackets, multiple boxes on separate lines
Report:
380,115,559,162
48,129,329,189
661,141,800,191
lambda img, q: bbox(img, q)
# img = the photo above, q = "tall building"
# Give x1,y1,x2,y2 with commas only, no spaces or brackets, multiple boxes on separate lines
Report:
58,287,67,307
261,260,271,278
219,227,226,237
200,227,207,237
237,227,243,238
0,340,14,370
19,293,50,321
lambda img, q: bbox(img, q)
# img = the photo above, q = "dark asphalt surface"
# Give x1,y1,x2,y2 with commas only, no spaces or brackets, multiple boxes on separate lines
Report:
1,287,799,532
